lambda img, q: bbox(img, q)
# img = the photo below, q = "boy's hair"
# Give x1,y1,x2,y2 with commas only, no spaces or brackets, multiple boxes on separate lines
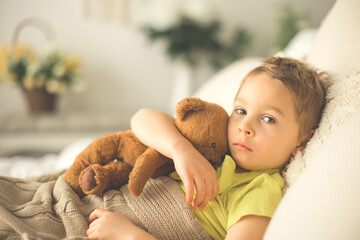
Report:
237,57,327,136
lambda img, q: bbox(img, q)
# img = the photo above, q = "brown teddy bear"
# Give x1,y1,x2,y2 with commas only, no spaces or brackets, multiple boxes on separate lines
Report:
63,97,229,198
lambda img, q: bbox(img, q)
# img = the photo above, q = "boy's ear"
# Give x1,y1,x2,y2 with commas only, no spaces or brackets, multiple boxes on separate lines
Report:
292,129,315,156
176,97,206,120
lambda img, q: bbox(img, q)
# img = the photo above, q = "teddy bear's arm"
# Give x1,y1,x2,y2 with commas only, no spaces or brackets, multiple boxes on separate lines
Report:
63,132,131,196
128,148,170,196
79,160,133,195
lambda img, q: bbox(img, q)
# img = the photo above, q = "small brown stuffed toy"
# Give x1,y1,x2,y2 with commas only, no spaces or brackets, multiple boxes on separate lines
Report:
63,97,229,198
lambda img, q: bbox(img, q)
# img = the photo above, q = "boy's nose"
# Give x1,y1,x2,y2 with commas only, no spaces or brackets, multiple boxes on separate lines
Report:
238,128,254,137
238,123,255,137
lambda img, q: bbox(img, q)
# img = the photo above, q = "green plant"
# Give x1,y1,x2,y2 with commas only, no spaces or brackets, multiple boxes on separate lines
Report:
141,1,251,70
274,3,308,50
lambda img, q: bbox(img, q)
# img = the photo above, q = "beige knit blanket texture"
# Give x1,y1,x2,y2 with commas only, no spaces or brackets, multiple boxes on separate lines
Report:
283,71,360,190
0,172,211,240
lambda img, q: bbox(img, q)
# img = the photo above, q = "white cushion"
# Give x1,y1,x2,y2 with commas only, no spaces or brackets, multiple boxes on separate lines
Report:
283,0,360,188
193,28,318,115
307,0,360,72
282,28,318,61
264,109,360,240
283,71,360,188
193,57,262,114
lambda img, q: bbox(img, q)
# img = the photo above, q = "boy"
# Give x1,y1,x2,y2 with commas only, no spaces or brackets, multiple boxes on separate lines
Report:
87,57,326,240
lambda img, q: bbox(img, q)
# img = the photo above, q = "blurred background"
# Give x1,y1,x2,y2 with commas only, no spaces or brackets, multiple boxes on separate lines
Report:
0,0,336,158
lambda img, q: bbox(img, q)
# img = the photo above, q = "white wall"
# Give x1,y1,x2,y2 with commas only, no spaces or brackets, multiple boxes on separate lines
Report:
0,0,336,124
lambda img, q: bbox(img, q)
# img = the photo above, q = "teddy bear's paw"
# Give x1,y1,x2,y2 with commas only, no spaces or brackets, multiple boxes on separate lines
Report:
80,164,110,195
128,176,145,197
128,184,143,197
81,166,97,192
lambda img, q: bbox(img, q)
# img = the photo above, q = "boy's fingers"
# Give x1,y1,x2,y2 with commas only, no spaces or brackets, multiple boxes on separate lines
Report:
183,178,194,205
89,208,107,223
197,201,208,210
86,225,95,236
192,178,206,207
197,178,213,209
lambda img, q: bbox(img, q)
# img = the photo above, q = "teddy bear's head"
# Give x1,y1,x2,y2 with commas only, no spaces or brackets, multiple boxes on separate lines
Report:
175,97,229,168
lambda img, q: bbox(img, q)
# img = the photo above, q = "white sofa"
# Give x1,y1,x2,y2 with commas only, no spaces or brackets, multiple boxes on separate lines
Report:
0,0,358,238
194,0,360,239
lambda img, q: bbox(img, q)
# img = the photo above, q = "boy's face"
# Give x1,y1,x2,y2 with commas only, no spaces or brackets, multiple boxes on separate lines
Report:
228,73,305,171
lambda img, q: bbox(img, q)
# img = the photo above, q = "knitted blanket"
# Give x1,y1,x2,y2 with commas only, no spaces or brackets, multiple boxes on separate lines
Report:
0,172,211,240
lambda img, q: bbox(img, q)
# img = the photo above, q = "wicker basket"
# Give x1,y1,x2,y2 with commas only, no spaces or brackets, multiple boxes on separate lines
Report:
11,17,58,114
22,88,57,113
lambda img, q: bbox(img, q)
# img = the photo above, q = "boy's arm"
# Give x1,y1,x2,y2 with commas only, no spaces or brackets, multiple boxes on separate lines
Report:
131,108,218,209
225,215,270,240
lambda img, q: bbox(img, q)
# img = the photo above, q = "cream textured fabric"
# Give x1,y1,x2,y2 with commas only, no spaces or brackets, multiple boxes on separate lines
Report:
265,109,360,240
283,0,360,189
307,0,360,71
283,71,360,189
0,173,211,240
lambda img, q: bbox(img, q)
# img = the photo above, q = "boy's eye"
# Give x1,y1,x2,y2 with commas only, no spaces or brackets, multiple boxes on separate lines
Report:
263,116,276,123
235,108,246,115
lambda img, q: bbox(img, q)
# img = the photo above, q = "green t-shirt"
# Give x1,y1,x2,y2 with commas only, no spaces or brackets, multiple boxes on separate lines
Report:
169,155,284,240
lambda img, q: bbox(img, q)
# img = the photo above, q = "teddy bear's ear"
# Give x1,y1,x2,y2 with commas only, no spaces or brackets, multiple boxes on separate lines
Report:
176,97,206,120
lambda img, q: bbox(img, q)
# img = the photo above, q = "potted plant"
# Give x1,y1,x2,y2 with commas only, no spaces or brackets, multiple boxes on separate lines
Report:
0,18,82,114
140,0,251,70
139,0,251,105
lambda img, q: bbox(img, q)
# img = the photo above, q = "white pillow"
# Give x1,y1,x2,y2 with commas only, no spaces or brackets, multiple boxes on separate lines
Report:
193,28,318,114
264,109,360,240
193,57,262,114
283,71,360,189
282,28,318,61
307,0,360,71
283,0,360,188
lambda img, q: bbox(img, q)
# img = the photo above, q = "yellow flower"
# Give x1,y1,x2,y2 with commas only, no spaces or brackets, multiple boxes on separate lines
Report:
1,42,82,93
0,43,10,76
23,75,35,89
10,43,36,63
53,63,66,77
34,74,46,88
0,42,37,85
46,78,67,93
45,79,59,93
64,57,81,71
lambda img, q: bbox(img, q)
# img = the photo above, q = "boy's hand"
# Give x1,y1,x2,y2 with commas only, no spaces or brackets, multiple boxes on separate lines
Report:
130,108,219,209
87,208,155,240
173,147,219,210
87,208,133,240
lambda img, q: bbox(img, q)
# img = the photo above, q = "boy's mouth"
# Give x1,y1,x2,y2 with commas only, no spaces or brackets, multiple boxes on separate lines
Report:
233,142,252,152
